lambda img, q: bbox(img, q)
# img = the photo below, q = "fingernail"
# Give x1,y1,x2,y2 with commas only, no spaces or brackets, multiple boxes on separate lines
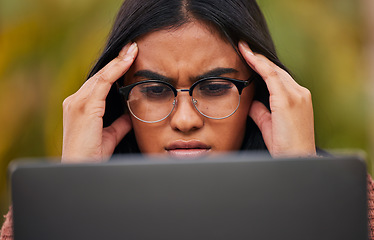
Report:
126,42,137,54
123,42,137,61
239,41,254,56
119,43,131,56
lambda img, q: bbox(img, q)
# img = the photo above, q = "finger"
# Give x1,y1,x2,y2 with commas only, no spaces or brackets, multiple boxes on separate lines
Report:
104,114,132,146
238,41,281,77
248,100,272,150
91,42,138,101
254,54,300,89
238,41,287,95
239,41,303,91
239,41,308,105
73,43,135,98
102,114,133,155
74,42,138,102
246,50,311,107
96,42,136,76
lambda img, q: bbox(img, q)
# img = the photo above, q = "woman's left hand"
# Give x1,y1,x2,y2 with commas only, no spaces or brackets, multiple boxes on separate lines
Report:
239,41,316,157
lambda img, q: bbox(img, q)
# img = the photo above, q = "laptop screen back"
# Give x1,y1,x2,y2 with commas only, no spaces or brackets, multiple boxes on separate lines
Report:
10,154,368,240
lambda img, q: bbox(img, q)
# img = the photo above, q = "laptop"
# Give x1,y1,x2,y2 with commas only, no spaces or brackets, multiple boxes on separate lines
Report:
9,153,368,240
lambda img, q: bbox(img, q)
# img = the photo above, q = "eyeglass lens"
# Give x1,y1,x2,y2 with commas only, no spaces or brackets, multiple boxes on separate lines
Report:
126,79,241,123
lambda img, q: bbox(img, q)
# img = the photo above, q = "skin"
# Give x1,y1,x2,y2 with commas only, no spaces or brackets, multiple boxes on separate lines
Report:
124,22,254,157
239,41,316,157
62,21,316,163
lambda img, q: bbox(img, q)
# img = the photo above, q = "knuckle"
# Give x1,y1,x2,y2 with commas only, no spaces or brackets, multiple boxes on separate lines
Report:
96,73,106,83
285,87,312,108
96,73,112,88
62,95,73,111
63,94,86,114
266,69,279,79
285,96,296,108
298,87,312,103
301,87,312,98
105,126,117,139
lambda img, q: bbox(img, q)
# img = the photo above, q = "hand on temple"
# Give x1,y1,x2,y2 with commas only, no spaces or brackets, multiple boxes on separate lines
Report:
61,43,138,163
239,41,316,157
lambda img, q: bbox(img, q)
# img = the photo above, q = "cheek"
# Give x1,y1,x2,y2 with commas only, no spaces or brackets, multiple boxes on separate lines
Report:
217,111,249,150
132,121,158,153
131,119,169,153
208,92,253,151
218,86,254,150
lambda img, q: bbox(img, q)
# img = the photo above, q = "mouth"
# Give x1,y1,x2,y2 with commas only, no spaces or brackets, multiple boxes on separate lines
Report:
165,140,211,158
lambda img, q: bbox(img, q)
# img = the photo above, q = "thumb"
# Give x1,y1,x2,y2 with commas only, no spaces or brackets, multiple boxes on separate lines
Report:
249,100,272,150
102,114,133,156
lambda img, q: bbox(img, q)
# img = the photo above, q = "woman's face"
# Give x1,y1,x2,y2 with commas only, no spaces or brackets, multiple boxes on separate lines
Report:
124,21,254,158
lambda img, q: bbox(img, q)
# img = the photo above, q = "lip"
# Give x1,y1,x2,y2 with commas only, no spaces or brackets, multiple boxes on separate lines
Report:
165,140,211,158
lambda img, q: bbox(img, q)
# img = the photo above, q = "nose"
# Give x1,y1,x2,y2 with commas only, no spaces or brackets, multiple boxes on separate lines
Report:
169,93,204,133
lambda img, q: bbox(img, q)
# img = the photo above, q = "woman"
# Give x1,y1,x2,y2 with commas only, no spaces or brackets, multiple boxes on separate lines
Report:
2,0,373,238
61,0,315,162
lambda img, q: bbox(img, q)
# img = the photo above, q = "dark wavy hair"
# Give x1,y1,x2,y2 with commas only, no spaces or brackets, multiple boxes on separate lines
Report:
87,0,289,154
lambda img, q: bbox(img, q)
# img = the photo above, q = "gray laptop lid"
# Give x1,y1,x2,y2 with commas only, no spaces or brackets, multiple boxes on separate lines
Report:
10,153,367,240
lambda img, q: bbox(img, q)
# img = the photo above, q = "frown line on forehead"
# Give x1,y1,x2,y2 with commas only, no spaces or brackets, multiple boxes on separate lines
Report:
132,67,239,85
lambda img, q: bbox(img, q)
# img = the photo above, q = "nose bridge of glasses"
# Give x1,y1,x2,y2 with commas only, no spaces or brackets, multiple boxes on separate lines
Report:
173,88,199,113
176,88,192,96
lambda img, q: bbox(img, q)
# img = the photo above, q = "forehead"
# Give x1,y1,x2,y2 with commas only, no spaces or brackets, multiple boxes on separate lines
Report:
126,21,248,83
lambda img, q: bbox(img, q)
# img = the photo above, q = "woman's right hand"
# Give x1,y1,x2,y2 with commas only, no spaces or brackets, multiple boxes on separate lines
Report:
62,42,138,163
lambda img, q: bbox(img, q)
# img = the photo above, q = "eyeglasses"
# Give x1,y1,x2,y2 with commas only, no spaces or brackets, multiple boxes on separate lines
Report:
118,75,255,123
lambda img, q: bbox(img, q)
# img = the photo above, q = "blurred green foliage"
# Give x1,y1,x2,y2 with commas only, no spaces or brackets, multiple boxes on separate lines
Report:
0,0,370,219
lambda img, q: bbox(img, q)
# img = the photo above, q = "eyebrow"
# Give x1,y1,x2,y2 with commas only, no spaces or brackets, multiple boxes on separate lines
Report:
193,68,238,81
133,70,173,83
133,68,239,84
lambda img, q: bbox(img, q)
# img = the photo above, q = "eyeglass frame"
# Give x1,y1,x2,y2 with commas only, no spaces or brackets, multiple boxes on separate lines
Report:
118,74,256,123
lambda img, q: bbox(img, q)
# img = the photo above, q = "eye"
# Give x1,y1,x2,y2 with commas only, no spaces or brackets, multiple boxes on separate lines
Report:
197,80,234,97
139,83,173,99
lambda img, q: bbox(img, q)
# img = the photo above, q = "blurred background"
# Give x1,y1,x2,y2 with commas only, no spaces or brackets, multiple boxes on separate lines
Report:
0,0,373,220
